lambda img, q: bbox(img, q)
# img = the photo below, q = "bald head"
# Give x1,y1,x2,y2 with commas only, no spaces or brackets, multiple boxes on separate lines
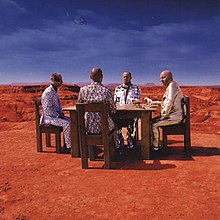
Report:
160,70,173,87
90,67,103,82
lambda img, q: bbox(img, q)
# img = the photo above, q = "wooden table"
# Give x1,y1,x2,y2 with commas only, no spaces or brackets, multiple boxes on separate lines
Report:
63,104,157,159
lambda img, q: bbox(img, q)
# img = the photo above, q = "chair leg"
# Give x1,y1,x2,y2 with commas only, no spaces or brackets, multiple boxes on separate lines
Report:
184,132,191,156
55,131,62,153
104,141,111,169
89,146,96,161
162,130,168,148
46,133,51,147
37,131,43,152
79,142,88,169
110,135,117,162
82,149,88,169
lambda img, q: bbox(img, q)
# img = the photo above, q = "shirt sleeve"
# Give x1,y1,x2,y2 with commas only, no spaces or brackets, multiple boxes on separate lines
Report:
114,87,120,104
137,86,141,100
77,88,84,103
161,82,179,119
107,89,116,113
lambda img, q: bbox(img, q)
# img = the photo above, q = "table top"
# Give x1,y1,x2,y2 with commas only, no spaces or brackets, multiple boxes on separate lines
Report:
63,104,158,112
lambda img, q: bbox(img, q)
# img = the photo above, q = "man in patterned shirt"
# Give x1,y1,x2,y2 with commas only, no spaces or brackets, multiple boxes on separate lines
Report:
41,72,71,153
114,71,141,150
77,67,116,134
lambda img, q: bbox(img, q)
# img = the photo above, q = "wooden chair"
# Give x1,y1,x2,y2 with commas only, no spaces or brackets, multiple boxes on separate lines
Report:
76,102,115,169
161,96,191,155
35,98,63,153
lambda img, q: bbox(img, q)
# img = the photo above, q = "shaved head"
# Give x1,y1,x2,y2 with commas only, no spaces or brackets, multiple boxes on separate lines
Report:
160,70,173,87
90,67,103,82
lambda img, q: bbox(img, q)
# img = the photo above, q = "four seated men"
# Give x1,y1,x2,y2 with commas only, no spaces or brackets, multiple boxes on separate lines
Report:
41,69,185,156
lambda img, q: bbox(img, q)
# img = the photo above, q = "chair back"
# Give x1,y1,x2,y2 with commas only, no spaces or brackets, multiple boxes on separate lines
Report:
77,102,110,139
34,97,63,153
181,96,190,128
162,96,191,155
35,98,41,132
76,102,112,168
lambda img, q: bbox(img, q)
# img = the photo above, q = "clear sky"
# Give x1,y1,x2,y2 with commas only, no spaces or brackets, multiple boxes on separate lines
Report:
0,0,220,85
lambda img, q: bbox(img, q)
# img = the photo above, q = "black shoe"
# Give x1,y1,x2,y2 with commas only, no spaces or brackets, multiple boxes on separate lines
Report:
63,146,71,154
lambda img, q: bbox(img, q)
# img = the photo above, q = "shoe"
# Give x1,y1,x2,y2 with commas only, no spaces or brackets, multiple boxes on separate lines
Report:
152,143,162,151
153,146,160,151
63,146,71,154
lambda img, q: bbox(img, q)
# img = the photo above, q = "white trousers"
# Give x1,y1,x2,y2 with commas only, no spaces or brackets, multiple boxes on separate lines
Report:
44,116,71,149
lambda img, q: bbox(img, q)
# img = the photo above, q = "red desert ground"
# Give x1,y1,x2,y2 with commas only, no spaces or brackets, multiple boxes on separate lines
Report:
0,84,220,219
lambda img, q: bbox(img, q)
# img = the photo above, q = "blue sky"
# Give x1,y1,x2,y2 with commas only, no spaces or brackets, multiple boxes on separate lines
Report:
0,0,219,85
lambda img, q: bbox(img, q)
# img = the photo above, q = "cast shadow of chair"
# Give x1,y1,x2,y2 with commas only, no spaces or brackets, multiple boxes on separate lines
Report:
153,144,220,161
113,159,176,170
191,146,220,157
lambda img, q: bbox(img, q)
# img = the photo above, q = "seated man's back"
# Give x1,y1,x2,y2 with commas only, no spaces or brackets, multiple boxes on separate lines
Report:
77,67,116,134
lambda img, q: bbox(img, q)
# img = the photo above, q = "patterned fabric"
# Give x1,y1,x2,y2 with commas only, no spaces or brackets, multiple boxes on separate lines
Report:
152,81,184,149
77,82,116,134
114,83,141,148
114,83,141,104
41,85,71,148
41,85,63,119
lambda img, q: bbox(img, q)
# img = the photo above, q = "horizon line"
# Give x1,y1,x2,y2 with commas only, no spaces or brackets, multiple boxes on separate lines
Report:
0,82,220,87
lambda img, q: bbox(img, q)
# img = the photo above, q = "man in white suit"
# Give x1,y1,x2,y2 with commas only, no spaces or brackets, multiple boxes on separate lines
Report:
152,70,184,151
41,72,71,153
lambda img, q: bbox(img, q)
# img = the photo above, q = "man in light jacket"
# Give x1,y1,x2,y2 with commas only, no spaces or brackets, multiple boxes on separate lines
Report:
152,70,184,150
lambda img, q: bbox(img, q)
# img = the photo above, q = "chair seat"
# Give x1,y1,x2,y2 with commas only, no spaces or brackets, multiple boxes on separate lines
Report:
35,98,63,153
162,123,185,135
86,129,115,146
40,124,63,133
161,96,191,156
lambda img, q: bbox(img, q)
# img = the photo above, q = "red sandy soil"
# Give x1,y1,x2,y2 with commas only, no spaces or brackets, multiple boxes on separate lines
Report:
0,84,220,219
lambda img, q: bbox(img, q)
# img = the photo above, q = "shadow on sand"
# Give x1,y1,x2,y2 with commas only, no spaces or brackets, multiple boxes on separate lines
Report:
112,144,220,170
38,144,220,170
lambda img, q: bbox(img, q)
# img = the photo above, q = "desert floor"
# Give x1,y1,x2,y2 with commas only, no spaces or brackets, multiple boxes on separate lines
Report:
0,121,220,219
0,85,220,219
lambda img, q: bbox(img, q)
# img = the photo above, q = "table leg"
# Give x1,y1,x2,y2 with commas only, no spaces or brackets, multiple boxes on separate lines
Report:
141,112,150,159
70,111,80,157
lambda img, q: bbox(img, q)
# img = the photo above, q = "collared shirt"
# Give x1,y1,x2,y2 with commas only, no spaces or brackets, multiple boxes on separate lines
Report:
114,83,141,104
41,84,63,123
161,81,184,121
77,82,116,133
